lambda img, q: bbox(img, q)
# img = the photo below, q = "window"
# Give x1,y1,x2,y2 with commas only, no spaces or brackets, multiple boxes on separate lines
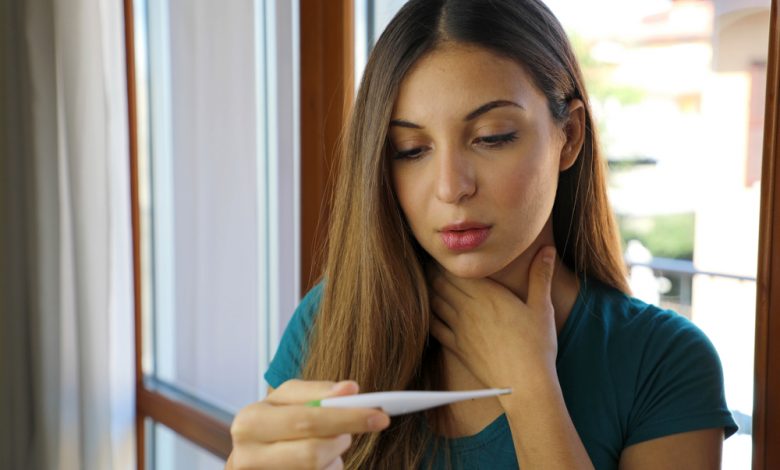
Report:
541,4,770,466
128,0,300,466
125,0,780,467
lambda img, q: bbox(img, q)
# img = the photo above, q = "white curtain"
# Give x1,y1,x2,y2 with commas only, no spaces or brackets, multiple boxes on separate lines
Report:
1,0,136,468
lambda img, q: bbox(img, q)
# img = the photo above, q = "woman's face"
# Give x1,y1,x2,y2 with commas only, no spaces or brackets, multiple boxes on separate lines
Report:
389,43,576,278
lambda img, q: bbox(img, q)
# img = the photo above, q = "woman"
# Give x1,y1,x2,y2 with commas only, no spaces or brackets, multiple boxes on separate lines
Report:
227,0,737,468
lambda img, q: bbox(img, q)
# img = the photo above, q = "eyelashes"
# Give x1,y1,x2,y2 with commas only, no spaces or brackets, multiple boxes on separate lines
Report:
394,146,427,160
392,131,519,161
476,131,518,147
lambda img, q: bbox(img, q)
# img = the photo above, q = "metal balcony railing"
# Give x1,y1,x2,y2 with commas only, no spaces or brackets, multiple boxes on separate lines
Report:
625,256,756,321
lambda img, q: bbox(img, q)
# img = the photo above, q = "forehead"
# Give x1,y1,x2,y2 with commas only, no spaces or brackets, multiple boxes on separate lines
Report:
392,43,545,119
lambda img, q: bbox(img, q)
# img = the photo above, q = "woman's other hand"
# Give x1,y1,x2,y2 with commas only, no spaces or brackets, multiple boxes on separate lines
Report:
227,379,390,470
427,245,558,392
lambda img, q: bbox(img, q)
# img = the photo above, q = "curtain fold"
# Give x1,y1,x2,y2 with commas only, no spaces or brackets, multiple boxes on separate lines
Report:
0,1,39,468
1,0,136,468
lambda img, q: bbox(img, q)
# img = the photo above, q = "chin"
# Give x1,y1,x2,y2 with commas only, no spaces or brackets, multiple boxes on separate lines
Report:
438,255,502,279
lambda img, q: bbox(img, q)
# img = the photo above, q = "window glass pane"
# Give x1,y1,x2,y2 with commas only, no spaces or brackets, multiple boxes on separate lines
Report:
134,0,305,415
546,2,766,467
136,0,261,414
361,1,768,467
147,419,225,470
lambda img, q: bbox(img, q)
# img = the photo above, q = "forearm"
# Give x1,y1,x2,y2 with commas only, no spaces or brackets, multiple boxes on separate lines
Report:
501,374,594,469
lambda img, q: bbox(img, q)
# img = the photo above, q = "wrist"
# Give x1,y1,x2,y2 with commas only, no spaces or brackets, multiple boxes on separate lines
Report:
499,373,593,469
499,369,562,410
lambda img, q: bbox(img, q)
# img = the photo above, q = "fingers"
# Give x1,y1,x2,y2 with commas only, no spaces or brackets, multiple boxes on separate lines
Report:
266,379,359,406
323,457,345,470
230,379,388,470
527,246,556,313
430,315,456,350
430,292,457,326
231,435,350,470
231,379,390,445
234,403,390,443
270,435,350,469
426,263,477,300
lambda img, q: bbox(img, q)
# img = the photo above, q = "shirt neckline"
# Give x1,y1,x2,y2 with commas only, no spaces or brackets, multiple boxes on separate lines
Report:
556,277,590,363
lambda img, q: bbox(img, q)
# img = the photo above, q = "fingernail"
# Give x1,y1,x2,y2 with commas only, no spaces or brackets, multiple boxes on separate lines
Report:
331,380,349,391
543,247,556,265
331,381,359,395
367,414,389,431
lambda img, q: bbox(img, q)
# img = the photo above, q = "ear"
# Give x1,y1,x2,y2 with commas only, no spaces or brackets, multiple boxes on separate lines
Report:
559,99,586,172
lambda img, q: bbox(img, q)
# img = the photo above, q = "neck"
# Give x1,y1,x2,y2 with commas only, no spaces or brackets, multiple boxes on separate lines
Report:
487,219,580,332
439,219,581,395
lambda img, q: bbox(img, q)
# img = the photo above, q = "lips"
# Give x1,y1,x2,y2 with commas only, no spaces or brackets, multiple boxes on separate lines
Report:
439,222,492,251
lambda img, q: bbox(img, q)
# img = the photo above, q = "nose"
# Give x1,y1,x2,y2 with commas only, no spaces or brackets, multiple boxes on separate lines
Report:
435,147,476,204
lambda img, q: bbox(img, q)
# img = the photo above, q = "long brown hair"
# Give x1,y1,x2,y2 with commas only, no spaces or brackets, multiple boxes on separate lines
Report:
302,0,629,467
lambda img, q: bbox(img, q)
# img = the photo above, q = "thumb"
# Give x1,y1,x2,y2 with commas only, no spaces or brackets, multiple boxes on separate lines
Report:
266,379,360,405
527,246,556,313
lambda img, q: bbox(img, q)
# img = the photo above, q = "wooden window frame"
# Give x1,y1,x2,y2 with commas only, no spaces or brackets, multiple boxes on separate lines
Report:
124,0,778,468
753,1,780,468
123,0,235,464
299,0,355,293
123,0,354,467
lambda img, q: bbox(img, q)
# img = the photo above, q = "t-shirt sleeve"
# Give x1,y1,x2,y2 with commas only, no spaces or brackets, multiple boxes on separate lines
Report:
263,283,324,389
624,309,738,447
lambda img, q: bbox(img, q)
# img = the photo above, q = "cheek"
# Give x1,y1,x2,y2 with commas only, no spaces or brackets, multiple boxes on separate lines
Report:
491,133,561,203
492,159,556,212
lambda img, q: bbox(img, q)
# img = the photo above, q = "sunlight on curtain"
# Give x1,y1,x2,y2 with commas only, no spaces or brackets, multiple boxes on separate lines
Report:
2,0,137,468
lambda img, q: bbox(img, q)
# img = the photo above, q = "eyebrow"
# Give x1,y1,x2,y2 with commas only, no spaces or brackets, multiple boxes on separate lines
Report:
465,100,524,121
389,99,524,129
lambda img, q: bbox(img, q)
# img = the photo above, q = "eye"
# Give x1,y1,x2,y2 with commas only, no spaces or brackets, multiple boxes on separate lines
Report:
393,146,428,160
474,131,518,148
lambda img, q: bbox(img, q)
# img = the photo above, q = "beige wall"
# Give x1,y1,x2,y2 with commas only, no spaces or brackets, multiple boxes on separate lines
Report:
713,10,772,71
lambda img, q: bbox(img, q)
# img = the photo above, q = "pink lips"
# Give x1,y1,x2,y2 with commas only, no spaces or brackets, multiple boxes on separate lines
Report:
439,223,492,251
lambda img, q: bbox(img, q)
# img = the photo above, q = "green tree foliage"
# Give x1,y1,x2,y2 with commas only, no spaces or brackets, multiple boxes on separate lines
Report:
617,213,695,260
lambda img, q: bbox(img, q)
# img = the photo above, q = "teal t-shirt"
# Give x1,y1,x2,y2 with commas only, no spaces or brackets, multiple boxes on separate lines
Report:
264,280,738,469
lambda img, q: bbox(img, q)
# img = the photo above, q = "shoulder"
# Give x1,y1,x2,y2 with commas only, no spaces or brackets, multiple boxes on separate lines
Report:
576,279,737,444
287,281,326,344
565,278,719,389
263,282,326,387
581,279,706,351
296,282,325,325
580,279,722,391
